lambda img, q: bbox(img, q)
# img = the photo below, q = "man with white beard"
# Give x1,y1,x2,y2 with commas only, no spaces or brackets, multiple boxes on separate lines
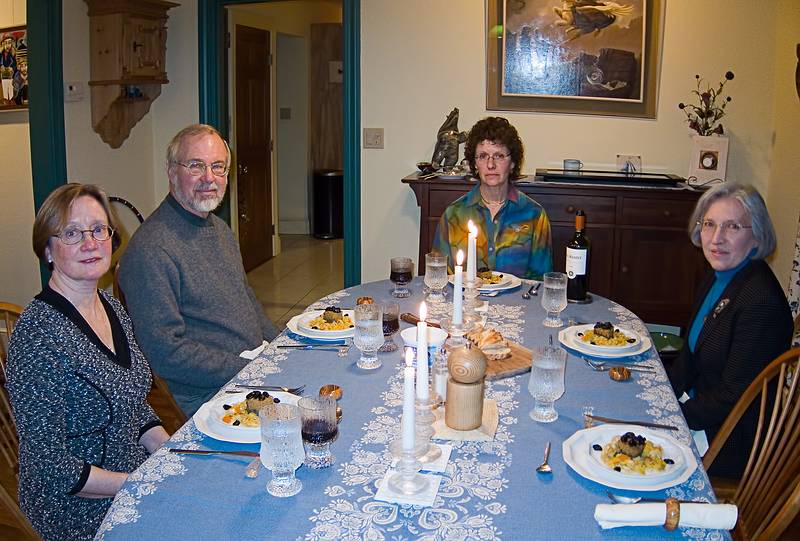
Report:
120,124,278,416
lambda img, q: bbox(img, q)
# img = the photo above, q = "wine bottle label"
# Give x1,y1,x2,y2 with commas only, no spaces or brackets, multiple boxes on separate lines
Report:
566,247,587,278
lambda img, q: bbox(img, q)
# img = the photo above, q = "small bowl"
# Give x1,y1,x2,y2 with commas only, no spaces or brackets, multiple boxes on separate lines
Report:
400,326,448,363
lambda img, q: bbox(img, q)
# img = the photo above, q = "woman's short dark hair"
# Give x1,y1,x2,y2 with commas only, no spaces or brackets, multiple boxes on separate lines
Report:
687,182,777,260
32,183,118,262
464,117,524,180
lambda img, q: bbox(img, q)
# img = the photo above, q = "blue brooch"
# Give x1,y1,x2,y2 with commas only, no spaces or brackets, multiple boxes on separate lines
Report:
712,298,730,318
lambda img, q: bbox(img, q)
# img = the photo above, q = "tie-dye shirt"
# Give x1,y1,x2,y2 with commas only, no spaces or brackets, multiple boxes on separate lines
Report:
432,184,553,280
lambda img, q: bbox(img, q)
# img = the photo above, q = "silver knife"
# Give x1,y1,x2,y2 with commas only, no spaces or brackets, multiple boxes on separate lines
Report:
587,414,679,431
277,344,344,350
169,449,259,458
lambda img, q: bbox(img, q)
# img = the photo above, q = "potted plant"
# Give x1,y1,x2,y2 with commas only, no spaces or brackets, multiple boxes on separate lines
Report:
679,71,734,185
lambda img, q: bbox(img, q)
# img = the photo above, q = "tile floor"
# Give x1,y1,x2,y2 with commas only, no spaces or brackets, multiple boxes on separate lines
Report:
247,234,344,329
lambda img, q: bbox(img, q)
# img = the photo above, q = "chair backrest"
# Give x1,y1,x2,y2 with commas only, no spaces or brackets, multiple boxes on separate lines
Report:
0,303,23,475
704,347,800,540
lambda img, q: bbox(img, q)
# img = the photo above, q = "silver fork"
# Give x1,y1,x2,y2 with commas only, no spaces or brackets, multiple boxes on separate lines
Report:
233,384,306,394
584,358,655,373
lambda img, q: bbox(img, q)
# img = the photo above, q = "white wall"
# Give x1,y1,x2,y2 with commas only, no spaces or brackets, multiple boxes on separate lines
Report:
277,32,310,234
766,0,800,289
0,0,39,307
359,0,799,284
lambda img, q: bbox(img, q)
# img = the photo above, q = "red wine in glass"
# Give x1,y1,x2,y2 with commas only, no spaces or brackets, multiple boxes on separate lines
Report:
302,419,338,444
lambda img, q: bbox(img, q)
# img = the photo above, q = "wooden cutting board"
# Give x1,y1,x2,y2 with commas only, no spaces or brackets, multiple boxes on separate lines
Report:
484,340,532,381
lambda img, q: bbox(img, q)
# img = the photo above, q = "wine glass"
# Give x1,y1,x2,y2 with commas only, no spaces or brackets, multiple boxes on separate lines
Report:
528,345,567,422
541,272,568,327
423,252,448,302
259,404,305,497
353,303,384,369
390,257,414,298
379,302,400,353
298,396,338,469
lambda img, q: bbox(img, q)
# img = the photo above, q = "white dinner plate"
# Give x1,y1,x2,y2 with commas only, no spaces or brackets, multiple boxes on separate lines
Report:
566,324,641,354
558,326,652,359
193,391,299,444
449,272,521,292
562,424,697,491
297,309,355,338
287,313,354,342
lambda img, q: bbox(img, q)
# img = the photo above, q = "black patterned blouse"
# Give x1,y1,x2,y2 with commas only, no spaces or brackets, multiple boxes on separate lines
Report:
6,286,161,541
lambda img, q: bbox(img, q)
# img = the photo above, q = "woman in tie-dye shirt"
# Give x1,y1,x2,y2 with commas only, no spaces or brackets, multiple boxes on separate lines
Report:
433,117,553,280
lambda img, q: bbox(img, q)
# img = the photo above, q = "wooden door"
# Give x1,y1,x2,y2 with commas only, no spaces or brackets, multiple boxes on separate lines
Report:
235,25,272,271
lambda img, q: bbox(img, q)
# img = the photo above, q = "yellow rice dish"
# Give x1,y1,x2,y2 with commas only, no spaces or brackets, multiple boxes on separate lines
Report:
580,329,632,347
307,314,354,331
221,400,260,428
601,435,667,475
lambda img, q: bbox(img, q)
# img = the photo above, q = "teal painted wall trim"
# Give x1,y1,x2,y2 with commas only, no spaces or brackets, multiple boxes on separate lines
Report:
199,0,361,287
343,0,361,287
28,0,66,285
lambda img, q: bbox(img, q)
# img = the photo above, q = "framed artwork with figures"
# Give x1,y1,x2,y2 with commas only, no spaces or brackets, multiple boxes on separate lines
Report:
487,0,662,118
0,25,28,111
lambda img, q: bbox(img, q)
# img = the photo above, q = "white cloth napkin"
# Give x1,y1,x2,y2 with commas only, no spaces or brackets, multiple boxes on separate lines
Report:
374,470,442,507
239,340,269,360
594,503,738,530
679,392,710,456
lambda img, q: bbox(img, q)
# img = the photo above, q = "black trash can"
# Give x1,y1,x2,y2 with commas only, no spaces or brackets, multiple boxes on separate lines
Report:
312,169,344,239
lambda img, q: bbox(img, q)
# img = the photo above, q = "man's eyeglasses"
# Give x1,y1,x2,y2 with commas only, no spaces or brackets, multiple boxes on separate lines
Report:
476,152,511,163
175,160,230,177
697,219,752,236
55,225,115,245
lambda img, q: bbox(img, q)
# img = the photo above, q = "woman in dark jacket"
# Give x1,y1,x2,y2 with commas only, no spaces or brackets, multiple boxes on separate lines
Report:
668,182,792,478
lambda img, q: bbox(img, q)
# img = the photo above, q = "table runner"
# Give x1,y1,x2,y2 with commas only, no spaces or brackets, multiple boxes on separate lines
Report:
96,278,729,540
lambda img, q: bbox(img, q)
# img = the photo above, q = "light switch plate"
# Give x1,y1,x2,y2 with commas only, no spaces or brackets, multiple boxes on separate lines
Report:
616,154,642,173
64,81,85,102
363,128,384,149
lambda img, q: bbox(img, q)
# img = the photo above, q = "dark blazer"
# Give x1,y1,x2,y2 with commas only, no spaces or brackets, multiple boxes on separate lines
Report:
668,259,792,478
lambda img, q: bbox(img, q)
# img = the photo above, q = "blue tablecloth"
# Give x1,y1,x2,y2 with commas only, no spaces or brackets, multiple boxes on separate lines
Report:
96,279,729,540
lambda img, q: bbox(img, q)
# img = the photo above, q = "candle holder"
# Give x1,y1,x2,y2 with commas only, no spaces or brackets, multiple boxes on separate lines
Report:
439,316,479,349
462,276,484,321
387,449,429,495
414,394,442,463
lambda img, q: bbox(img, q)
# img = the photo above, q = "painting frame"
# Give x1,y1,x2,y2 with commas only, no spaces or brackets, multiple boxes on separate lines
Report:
486,0,663,118
0,24,28,112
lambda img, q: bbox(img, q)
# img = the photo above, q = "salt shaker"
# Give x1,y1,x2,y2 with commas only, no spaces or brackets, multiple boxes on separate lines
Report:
432,348,449,405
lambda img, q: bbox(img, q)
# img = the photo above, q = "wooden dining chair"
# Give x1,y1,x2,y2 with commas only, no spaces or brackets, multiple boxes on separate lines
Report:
111,262,188,433
703,347,800,541
0,303,41,540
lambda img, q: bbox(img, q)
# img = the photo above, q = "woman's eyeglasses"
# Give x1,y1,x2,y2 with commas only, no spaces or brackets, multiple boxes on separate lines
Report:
55,225,115,245
697,219,752,236
476,152,511,163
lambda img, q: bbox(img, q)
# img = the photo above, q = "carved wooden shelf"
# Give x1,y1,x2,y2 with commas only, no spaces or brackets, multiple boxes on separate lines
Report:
85,0,178,148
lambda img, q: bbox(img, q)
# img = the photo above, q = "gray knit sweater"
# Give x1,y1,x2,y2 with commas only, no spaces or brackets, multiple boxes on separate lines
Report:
119,194,278,416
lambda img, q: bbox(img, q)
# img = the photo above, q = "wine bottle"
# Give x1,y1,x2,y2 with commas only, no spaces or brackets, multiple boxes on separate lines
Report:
566,210,589,302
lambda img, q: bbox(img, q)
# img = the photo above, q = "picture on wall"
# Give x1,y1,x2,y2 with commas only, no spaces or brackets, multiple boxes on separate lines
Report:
0,25,28,111
487,0,663,118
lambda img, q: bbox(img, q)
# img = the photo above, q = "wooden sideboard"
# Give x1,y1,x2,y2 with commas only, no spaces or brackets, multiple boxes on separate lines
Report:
403,174,709,328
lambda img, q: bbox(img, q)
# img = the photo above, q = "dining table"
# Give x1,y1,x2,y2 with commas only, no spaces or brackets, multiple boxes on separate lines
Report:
95,277,730,541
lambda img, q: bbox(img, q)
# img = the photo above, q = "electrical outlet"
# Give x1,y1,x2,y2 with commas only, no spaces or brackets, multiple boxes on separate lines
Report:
363,128,384,149
616,154,642,173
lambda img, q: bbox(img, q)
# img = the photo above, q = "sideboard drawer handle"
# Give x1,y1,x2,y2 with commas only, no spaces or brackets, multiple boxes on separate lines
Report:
621,265,629,273
565,205,576,214
663,210,672,218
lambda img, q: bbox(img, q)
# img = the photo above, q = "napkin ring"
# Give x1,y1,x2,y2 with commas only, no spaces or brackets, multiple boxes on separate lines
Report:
663,497,680,531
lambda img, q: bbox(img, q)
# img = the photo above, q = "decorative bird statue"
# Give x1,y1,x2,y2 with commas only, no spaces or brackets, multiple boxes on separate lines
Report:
553,1,635,41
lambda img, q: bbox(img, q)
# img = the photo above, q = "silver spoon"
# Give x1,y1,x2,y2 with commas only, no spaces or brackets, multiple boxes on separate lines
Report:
245,457,261,478
521,282,540,299
536,441,553,474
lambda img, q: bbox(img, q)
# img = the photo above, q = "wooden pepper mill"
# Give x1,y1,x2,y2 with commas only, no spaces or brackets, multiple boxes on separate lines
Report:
445,343,487,430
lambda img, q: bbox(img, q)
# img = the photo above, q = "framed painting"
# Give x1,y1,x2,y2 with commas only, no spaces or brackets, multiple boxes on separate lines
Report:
487,0,663,118
1,25,28,111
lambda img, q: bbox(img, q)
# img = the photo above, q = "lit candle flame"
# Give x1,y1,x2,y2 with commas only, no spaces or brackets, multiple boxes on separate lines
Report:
456,249,464,266
419,301,427,322
405,347,414,367
468,220,477,236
